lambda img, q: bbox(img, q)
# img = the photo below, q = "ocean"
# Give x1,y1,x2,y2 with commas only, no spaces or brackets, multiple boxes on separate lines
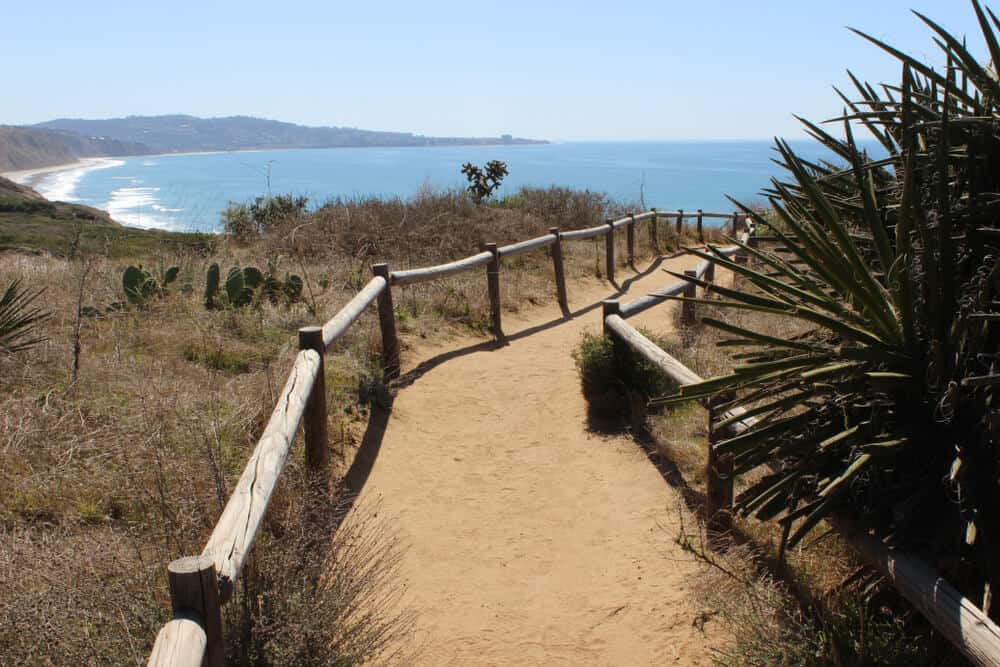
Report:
13,140,841,232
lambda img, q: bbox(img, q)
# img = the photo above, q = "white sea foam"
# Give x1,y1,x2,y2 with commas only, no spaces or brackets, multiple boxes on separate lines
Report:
105,186,179,229
31,158,124,202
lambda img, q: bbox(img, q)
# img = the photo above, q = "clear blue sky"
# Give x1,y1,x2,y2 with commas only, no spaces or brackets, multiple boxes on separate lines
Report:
1,1,980,140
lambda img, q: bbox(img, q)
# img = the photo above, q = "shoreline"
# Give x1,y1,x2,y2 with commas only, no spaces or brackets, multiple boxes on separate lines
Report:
0,141,551,183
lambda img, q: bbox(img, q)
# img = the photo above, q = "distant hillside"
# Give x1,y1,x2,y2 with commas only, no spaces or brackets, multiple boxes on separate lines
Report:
35,115,545,154
0,126,153,172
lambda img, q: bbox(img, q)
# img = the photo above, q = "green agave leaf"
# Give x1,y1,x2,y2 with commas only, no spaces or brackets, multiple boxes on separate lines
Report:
714,410,817,458
849,27,978,108
714,389,817,432
914,10,1000,103
700,317,831,354
818,452,874,498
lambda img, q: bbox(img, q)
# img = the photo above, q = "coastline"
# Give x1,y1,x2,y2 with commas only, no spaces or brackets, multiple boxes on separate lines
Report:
1,159,89,184
0,141,544,187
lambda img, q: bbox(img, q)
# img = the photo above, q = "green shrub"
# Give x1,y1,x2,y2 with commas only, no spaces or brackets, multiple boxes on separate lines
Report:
221,194,308,241
573,331,679,422
183,343,253,374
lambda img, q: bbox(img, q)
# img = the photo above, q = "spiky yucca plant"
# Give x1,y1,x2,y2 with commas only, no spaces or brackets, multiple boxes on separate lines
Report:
657,1,1000,608
0,279,50,355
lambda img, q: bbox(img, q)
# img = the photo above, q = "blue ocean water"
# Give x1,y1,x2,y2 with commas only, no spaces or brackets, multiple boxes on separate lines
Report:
19,140,844,232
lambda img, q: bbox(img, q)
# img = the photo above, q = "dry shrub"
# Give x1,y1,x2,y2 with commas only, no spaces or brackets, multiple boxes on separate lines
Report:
0,525,165,666
226,477,415,666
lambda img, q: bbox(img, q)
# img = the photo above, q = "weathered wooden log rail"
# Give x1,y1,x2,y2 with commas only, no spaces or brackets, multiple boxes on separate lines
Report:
146,208,747,665
599,249,1000,667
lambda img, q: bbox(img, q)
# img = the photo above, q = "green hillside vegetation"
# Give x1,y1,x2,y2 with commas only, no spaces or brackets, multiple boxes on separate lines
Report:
0,176,213,257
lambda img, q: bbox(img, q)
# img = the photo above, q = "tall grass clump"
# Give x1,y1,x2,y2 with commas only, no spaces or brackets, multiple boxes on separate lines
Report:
657,0,1000,614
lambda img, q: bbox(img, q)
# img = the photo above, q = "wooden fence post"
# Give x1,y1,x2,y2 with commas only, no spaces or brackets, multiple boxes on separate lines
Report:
706,396,735,542
732,211,740,237
372,263,400,380
697,209,704,243
604,220,615,284
626,213,636,267
483,243,504,343
650,208,659,253
681,269,697,325
676,209,683,238
549,227,569,314
168,555,224,667
602,299,620,337
705,259,715,285
298,326,328,471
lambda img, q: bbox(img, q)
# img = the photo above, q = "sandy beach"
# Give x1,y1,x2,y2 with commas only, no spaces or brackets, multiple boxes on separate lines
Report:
2,160,80,183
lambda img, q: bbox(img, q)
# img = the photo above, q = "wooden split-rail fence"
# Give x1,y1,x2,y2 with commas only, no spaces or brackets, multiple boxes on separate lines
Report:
147,210,1000,667
146,208,745,666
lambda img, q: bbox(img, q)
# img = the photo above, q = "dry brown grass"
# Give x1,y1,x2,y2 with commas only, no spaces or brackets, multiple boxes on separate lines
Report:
0,186,728,665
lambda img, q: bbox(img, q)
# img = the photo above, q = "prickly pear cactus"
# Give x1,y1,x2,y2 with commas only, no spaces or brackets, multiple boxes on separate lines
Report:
122,265,156,306
284,274,304,303
162,266,180,287
204,263,220,309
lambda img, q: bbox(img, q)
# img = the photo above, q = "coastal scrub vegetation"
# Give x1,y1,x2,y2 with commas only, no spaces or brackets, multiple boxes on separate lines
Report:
645,0,1000,659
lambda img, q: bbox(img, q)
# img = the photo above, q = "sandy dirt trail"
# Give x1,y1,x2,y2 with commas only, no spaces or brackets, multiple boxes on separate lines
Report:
345,254,724,666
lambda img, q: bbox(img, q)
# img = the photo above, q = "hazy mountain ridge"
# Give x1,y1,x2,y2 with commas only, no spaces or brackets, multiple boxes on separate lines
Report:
34,115,545,154
0,126,154,172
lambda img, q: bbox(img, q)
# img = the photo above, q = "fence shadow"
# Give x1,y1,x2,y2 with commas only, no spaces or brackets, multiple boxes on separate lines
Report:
392,254,671,391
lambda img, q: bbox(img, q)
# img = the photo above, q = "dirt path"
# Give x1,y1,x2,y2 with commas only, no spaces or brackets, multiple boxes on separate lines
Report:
345,255,723,666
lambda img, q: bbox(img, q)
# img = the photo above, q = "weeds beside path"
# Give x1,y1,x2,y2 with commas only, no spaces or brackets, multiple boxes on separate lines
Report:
341,254,722,665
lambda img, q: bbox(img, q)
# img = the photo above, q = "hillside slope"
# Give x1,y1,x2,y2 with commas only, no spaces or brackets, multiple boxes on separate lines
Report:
0,176,209,256
0,126,152,172
35,115,544,153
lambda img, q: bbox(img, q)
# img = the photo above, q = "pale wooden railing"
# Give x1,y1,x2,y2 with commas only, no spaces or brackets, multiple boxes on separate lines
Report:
147,208,746,665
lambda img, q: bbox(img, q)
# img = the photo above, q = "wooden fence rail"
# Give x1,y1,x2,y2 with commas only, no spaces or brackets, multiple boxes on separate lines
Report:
144,207,749,665
599,252,1000,667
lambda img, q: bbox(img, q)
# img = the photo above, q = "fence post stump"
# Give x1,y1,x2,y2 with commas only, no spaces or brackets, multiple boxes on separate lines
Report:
602,299,620,337
681,269,697,325
168,555,224,667
732,211,740,237
298,326,328,472
549,227,569,315
626,213,636,267
697,209,704,243
483,243,505,343
604,220,616,284
676,209,683,238
372,263,400,380
706,396,735,545
705,259,715,285
650,208,659,253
